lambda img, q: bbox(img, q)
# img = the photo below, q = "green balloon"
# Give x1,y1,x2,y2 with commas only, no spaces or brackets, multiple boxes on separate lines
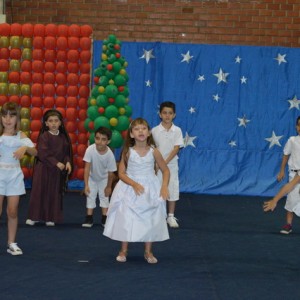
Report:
108,34,117,43
114,94,126,108
89,132,95,145
94,68,102,77
87,105,99,120
9,60,20,72
22,48,32,60
9,83,20,95
91,86,100,98
0,36,10,48
124,105,132,117
115,115,130,131
96,94,109,107
10,36,21,49
105,85,118,98
100,61,108,71
105,70,115,79
120,86,129,97
0,83,8,95
108,54,116,63
99,76,108,87
84,118,94,132
0,72,8,83
23,37,32,48
109,129,124,149
104,105,119,119
94,116,110,130
114,74,126,86
112,61,122,73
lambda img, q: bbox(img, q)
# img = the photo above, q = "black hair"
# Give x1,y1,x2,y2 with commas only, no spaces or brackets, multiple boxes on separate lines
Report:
159,101,176,113
95,126,112,140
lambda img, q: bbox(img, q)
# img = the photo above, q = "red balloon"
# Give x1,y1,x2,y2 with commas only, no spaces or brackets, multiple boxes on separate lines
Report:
31,83,43,97
56,85,67,97
43,96,55,108
31,107,43,120
44,72,55,84
67,50,79,63
0,23,11,36
79,74,90,86
80,37,92,50
57,37,68,51
0,59,9,72
76,168,84,180
76,155,84,168
21,61,32,72
32,73,43,84
9,95,19,104
68,24,80,37
80,25,92,37
72,144,77,156
33,37,44,49
31,96,43,107
20,72,32,84
78,97,88,109
56,62,67,73
77,121,86,133
8,72,20,83
78,109,87,121
80,63,90,74
45,24,57,37
78,133,88,144
10,23,22,35
77,144,87,156
44,50,56,62
44,62,56,73
0,95,8,106
57,25,69,37
68,62,79,73
32,61,44,73
0,48,10,60
30,131,40,143
55,73,67,85
33,24,45,37
20,95,31,107
67,86,79,97
43,84,55,97
57,50,67,62
65,121,77,132
56,107,66,118
55,96,66,107
80,50,91,63
22,167,30,179
68,37,80,50
66,96,78,108
68,133,77,144
66,108,78,121
67,73,78,85
45,36,56,50
10,48,21,60
22,24,34,37
79,86,89,98
31,120,42,132
32,49,44,61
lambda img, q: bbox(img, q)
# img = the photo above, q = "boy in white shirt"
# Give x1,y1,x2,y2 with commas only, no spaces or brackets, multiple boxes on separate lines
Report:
82,127,117,228
152,101,183,228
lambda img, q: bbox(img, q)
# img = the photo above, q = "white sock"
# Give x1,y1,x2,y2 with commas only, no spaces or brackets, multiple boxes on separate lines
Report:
168,213,174,217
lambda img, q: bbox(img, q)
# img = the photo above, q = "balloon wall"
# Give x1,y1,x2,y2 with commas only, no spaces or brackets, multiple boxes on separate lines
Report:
0,23,93,180
87,34,132,150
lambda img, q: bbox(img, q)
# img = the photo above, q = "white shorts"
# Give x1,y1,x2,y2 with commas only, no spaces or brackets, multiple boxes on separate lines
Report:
285,170,300,216
86,178,109,209
0,168,25,196
157,163,179,201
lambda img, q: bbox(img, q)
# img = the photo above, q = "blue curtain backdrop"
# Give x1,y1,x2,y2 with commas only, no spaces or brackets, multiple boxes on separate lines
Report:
90,41,300,197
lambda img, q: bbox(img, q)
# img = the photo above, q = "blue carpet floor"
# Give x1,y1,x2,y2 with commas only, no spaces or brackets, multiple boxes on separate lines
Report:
0,192,300,300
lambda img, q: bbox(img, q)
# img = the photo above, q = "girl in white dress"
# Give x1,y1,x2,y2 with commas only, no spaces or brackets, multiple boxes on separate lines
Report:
103,118,170,264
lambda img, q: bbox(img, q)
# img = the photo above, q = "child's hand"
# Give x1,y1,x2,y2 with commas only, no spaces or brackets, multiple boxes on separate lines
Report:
84,186,90,196
263,200,277,212
104,186,112,197
57,162,65,171
277,171,285,181
13,146,27,160
132,182,144,196
65,162,72,174
160,186,169,200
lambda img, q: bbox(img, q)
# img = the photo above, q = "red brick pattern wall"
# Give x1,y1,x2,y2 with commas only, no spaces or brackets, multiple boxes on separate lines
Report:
4,0,300,47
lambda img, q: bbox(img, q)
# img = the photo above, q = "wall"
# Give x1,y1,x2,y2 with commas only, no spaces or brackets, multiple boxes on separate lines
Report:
4,0,300,47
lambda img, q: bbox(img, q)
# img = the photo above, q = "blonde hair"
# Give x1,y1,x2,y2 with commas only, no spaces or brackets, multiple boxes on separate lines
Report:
0,102,21,136
121,117,156,168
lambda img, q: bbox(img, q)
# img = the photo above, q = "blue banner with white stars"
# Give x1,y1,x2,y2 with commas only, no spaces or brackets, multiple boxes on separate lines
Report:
93,41,300,196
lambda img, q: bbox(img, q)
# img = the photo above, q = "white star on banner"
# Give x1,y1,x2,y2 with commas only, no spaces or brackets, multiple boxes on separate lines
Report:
181,51,193,63
274,53,287,65
189,107,196,114
140,49,155,64
145,80,152,87
288,95,300,110
235,56,242,63
197,75,205,82
265,131,283,148
229,140,237,147
213,68,229,84
240,76,247,84
183,132,197,148
213,94,220,102
238,115,250,127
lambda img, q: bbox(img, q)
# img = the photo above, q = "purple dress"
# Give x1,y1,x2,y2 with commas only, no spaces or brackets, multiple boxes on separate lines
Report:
27,131,71,223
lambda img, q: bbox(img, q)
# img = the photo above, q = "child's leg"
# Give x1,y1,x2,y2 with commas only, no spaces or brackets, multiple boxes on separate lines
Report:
144,242,158,264
101,207,108,226
168,201,176,215
0,195,4,217
286,211,294,225
116,242,128,262
6,195,19,244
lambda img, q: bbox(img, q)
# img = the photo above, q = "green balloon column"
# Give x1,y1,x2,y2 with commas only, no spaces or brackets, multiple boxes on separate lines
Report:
85,34,132,148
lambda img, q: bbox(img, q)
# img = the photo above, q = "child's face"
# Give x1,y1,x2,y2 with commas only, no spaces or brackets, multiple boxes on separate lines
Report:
159,107,175,125
2,113,17,131
45,115,61,133
94,133,110,152
130,123,150,142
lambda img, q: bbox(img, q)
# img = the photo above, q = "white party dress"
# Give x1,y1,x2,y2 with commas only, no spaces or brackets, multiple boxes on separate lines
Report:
103,147,169,242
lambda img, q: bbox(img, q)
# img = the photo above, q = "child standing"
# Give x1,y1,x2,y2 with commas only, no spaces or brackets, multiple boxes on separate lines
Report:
82,127,117,228
264,116,300,234
152,101,183,228
103,118,170,264
0,102,37,255
26,109,73,226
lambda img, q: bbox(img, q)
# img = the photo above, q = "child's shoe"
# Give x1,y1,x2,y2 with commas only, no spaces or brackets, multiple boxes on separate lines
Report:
7,243,23,256
82,215,93,228
45,221,55,227
101,215,107,228
167,215,179,228
280,224,292,234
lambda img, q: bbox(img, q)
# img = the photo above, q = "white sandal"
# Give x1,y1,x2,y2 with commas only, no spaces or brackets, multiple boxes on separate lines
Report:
116,250,127,262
